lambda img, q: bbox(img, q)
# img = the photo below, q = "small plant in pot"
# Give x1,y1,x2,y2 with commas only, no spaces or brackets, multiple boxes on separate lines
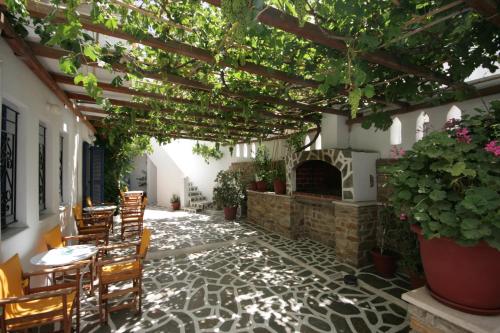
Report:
213,170,245,221
271,161,286,195
385,105,500,314
254,145,271,192
397,214,426,289
371,205,398,278
170,194,180,211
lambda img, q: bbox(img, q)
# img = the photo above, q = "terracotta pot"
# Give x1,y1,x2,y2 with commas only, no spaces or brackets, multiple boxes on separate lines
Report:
371,249,397,278
256,181,268,192
224,206,238,220
412,224,500,315
248,181,257,191
171,202,180,211
408,271,426,290
273,179,286,195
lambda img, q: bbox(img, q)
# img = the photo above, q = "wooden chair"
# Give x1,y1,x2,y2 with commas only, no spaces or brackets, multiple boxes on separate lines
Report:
0,254,82,333
120,203,145,240
96,229,152,323
43,225,104,293
73,205,111,245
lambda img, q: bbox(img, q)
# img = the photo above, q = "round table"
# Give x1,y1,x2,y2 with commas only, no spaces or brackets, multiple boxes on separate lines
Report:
83,205,117,213
31,244,98,267
125,191,143,195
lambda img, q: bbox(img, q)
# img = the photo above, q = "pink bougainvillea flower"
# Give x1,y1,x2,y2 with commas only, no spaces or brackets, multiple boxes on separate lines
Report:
455,127,472,144
484,140,500,157
400,213,408,221
391,145,406,159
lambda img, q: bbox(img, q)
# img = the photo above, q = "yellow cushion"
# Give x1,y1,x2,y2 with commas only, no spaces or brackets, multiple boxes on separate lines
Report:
5,290,75,321
43,226,64,249
139,229,151,257
0,254,24,299
72,204,83,220
102,261,139,275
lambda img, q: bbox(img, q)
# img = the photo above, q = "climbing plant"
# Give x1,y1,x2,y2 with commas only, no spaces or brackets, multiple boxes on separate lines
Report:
4,0,499,140
192,142,224,163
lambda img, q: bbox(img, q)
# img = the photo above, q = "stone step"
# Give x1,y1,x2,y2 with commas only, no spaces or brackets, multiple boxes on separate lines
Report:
182,206,201,213
189,195,206,202
188,191,202,197
193,201,212,209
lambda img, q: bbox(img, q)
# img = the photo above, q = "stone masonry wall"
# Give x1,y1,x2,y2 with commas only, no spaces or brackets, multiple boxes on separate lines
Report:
247,191,296,238
335,204,378,266
229,162,256,186
247,191,378,266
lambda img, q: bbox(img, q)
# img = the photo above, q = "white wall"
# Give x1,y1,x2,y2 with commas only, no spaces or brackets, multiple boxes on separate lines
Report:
349,94,500,158
0,40,93,269
128,155,147,191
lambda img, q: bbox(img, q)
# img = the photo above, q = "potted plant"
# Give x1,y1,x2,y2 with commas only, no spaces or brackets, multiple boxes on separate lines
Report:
371,205,398,278
247,181,257,191
397,214,426,289
385,106,500,314
254,145,271,192
213,170,245,221
170,194,180,211
271,161,286,195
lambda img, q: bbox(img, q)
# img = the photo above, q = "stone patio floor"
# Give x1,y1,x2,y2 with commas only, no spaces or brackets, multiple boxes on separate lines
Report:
80,207,410,333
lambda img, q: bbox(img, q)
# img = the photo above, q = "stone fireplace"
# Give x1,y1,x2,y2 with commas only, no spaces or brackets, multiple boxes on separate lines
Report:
246,148,381,267
295,160,342,197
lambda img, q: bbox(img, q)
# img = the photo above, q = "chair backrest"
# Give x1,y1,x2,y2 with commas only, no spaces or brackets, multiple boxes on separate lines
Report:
0,254,24,299
138,228,152,258
86,196,93,207
43,225,64,249
73,204,83,219
142,196,148,209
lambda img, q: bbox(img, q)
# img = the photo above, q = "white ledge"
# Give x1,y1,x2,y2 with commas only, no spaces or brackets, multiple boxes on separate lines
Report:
402,287,500,333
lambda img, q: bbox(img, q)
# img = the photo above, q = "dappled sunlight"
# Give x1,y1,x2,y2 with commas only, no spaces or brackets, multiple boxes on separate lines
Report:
78,207,408,332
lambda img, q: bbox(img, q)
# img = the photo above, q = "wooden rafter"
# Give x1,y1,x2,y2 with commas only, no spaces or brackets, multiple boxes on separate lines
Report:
204,0,454,86
11,1,319,88
67,92,298,132
0,14,95,132
28,42,341,115
465,0,500,28
51,72,308,122
346,83,500,125
80,105,281,135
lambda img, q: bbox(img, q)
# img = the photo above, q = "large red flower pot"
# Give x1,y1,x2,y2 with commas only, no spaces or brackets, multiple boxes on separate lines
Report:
412,225,500,315
248,181,257,191
371,249,397,278
273,179,286,195
224,206,238,221
256,181,268,192
171,202,180,211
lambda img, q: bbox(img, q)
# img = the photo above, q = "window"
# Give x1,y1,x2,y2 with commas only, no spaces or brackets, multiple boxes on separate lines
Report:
416,112,431,141
304,135,311,151
1,105,18,229
39,124,47,212
390,117,402,145
447,105,462,121
251,143,256,158
315,134,322,150
235,144,240,157
243,143,248,158
59,135,64,203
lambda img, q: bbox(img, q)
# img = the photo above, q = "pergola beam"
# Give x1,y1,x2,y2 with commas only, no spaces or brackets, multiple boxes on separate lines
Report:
80,105,281,135
51,72,307,122
68,92,295,132
0,14,95,132
28,42,340,115
9,1,320,89
465,0,500,27
204,0,454,86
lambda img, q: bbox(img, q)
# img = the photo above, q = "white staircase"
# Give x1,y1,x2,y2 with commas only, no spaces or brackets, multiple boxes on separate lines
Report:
183,178,212,213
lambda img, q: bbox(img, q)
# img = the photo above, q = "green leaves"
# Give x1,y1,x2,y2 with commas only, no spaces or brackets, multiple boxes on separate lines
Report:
385,110,500,249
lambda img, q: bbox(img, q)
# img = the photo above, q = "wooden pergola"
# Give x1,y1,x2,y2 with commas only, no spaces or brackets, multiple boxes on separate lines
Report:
0,0,499,143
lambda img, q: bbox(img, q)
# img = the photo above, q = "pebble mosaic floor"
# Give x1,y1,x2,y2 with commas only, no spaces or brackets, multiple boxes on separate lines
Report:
79,207,410,333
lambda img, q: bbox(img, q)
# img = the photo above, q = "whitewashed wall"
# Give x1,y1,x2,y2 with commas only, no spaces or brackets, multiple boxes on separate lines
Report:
350,94,500,158
0,40,94,269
